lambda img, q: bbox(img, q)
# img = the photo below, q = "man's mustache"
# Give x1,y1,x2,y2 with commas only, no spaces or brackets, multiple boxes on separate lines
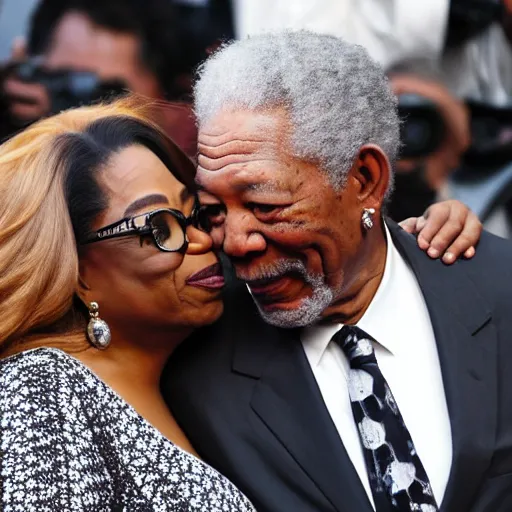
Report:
233,259,330,290
235,259,308,284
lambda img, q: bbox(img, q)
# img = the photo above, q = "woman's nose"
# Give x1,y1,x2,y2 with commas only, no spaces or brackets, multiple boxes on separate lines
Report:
185,225,213,254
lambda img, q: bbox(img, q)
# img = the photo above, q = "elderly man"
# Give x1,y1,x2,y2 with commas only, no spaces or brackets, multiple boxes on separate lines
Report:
163,32,512,512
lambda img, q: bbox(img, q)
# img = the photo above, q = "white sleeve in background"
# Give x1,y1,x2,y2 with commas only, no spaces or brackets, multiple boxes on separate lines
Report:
232,0,450,70
441,23,512,104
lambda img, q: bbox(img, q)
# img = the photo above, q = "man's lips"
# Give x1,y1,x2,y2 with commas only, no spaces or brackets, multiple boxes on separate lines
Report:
186,263,224,289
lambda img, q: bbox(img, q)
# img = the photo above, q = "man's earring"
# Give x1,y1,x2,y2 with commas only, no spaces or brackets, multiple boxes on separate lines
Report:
361,208,376,231
86,301,111,350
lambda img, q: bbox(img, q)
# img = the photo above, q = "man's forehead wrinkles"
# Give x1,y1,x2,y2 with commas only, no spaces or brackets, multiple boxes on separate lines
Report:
198,136,276,158
198,152,255,168
199,133,271,146
197,144,260,163
197,157,277,175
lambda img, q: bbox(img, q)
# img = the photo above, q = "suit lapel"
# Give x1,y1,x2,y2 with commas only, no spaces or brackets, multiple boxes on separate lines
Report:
228,287,373,512
387,221,498,511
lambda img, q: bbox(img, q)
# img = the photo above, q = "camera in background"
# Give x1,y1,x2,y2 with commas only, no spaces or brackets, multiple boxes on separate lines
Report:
0,57,127,139
387,94,447,221
398,94,446,160
14,58,127,114
464,101,512,166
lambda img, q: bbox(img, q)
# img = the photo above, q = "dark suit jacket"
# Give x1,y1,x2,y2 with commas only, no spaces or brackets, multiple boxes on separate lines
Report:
162,221,512,512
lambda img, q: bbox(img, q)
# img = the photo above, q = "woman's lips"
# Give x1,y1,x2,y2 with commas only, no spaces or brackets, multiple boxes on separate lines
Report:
186,262,225,289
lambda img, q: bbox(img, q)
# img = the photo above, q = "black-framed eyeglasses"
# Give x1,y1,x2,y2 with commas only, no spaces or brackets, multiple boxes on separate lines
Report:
82,199,207,253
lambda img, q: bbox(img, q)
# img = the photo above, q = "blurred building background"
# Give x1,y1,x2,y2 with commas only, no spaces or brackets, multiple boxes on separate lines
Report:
1,0,511,237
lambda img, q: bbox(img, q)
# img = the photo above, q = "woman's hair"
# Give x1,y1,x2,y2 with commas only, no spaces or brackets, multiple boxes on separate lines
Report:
0,96,196,358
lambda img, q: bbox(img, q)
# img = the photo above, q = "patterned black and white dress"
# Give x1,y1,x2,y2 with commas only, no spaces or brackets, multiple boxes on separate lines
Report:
0,348,256,512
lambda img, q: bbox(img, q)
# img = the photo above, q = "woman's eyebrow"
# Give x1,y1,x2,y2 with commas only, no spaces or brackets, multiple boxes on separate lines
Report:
123,194,169,217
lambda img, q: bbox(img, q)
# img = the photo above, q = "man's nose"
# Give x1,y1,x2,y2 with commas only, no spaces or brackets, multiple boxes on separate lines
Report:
223,218,266,258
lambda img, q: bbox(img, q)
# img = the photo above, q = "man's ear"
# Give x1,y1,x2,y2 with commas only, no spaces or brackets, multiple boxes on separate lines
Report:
349,144,391,211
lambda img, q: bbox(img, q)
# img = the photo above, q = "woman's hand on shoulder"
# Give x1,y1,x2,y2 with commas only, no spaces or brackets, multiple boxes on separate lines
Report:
399,200,482,265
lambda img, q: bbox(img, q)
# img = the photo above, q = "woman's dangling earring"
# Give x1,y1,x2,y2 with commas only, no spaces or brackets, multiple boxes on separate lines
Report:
361,208,376,231
86,301,111,350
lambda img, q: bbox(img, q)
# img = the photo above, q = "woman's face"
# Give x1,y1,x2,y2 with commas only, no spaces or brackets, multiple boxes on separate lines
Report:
79,144,224,336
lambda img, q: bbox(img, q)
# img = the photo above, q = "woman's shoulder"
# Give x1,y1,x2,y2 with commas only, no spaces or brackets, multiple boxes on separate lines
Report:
0,347,100,410
1,345,81,367
0,347,102,455
1,347,87,386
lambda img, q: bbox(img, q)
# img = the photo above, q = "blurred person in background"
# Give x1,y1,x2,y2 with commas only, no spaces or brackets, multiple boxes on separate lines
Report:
387,74,471,221
0,0,199,156
172,0,235,65
233,0,511,105
443,0,512,238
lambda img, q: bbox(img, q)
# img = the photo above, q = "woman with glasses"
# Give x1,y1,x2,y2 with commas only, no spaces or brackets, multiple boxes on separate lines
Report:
0,98,254,511
0,97,481,511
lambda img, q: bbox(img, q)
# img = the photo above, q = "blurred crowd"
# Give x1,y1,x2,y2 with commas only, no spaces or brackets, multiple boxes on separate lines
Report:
1,0,511,236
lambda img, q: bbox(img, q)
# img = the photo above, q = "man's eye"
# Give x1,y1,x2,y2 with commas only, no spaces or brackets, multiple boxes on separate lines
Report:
203,204,225,218
248,203,280,216
198,204,226,232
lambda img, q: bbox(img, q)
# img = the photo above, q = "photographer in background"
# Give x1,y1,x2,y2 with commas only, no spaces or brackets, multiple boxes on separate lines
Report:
234,0,510,105
0,0,199,156
443,0,511,105
387,74,471,221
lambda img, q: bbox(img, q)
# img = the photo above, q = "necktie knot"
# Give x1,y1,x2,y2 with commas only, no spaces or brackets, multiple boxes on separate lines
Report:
332,325,377,369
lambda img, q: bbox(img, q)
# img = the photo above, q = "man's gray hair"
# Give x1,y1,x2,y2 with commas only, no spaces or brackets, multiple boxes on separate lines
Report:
194,30,400,192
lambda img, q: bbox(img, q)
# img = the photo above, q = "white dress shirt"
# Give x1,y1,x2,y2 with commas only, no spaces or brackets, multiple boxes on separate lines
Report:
301,225,452,509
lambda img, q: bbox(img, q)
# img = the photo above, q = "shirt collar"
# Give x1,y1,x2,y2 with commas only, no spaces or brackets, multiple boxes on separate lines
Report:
302,222,398,367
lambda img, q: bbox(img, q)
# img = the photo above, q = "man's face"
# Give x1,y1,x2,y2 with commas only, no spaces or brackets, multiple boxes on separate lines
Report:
197,108,367,327
43,11,163,98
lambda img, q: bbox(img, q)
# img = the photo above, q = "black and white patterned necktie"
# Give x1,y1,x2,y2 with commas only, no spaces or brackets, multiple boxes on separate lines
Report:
332,325,439,512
